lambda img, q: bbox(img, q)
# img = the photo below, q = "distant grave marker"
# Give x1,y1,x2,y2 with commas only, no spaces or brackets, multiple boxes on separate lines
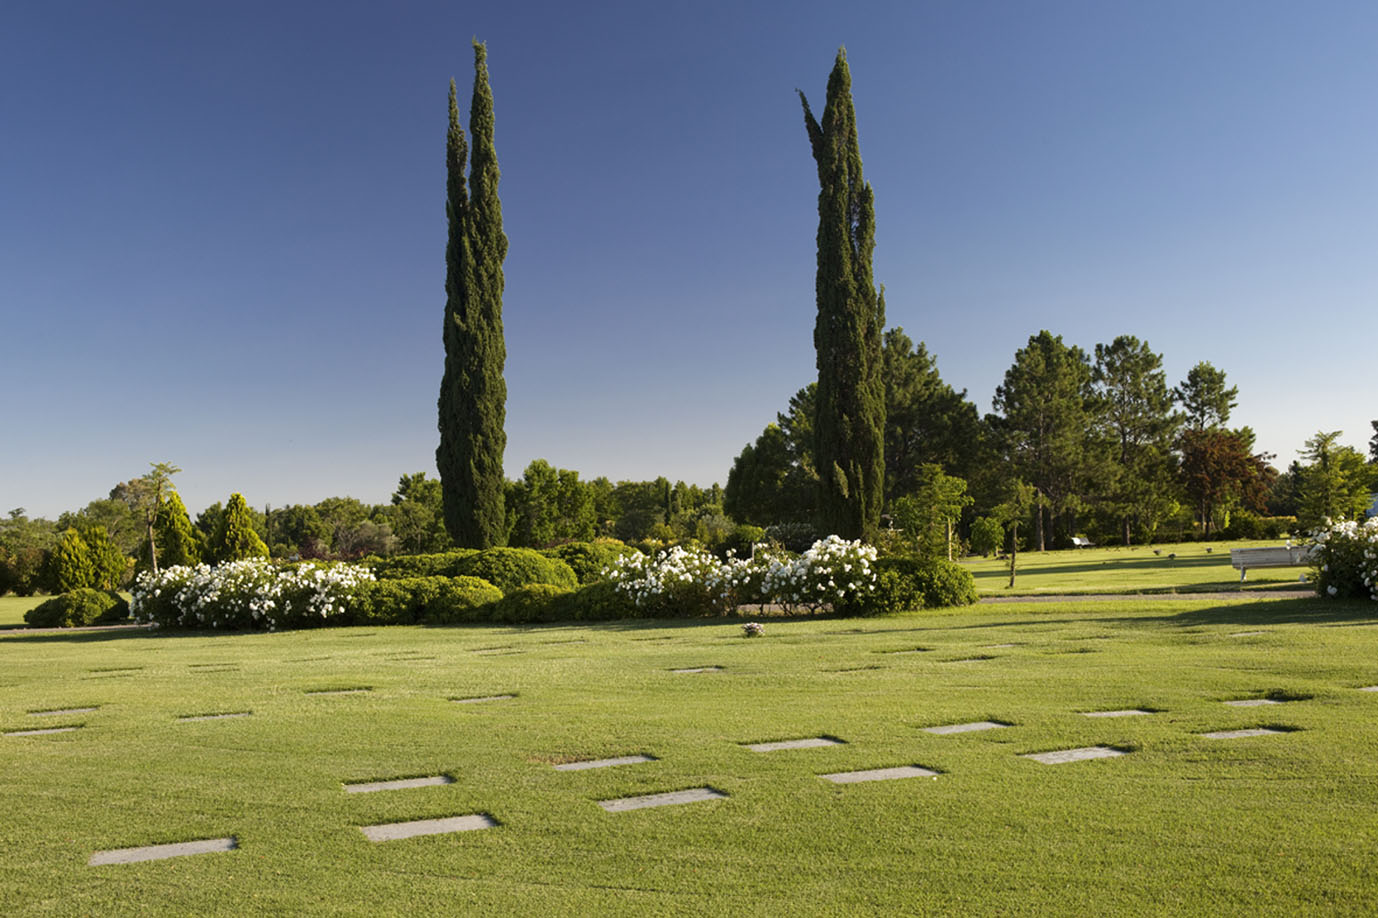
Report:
29,706,98,717
1022,746,1127,765
671,666,722,674
745,737,843,752
177,712,251,722
1224,699,1281,707
452,694,515,704
89,837,237,866
553,755,655,771
5,726,81,737
345,775,455,793
821,765,937,783
359,814,496,841
598,787,726,812
1082,709,1154,718
305,687,372,696
924,721,1007,735
1199,728,1286,739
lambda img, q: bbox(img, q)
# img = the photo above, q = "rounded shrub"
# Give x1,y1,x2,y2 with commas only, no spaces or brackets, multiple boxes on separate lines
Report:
716,524,766,561
545,540,637,584
871,558,979,611
489,583,574,622
551,580,639,620
454,548,577,594
25,589,130,628
369,549,479,580
349,575,501,624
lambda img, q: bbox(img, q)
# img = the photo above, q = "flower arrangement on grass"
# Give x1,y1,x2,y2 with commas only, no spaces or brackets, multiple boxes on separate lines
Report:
132,560,375,630
1309,517,1378,601
742,622,765,637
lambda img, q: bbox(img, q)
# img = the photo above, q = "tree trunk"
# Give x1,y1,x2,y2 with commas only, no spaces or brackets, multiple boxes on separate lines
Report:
1008,522,1018,588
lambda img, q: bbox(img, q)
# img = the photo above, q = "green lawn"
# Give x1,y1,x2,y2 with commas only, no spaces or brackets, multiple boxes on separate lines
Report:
0,595,42,627
963,540,1312,595
3,595,1378,915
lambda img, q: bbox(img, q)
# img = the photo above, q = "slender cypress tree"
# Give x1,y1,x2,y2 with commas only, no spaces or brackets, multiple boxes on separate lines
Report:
155,491,201,568
800,48,884,541
210,493,269,563
437,40,508,548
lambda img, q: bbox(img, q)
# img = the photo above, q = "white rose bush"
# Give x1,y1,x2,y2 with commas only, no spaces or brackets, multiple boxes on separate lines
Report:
1309,517,1378,601
132,560,375,631
605,536,878,616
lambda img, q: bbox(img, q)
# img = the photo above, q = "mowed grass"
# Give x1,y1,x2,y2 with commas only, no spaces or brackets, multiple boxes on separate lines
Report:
963,539,1311,595
4,597,1378,915
0,595,42,627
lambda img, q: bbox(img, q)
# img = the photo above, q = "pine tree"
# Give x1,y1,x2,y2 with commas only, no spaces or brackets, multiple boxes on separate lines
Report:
437,41,508,549
155,491,201,568
800,48,884,541
210,493,269,563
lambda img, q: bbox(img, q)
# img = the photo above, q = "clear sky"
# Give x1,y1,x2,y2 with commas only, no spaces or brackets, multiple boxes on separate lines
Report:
3,0,1375,518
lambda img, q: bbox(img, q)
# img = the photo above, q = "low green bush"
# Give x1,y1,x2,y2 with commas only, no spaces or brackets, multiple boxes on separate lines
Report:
368,550,479,580
489,583,575,622
350,576,502,625
863,558,979,613
551,580,639,620
545,540,638,584
25,589,130,628
454,548,577,593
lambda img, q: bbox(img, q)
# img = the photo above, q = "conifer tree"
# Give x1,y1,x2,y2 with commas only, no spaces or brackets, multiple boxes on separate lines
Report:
155,491,201,568
437,41,508,549
52,528,95,593
210,493,269,563
800,48,884,541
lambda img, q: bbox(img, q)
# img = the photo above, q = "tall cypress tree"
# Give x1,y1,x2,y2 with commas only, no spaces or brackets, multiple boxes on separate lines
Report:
800,48,884,541
437,40,508,549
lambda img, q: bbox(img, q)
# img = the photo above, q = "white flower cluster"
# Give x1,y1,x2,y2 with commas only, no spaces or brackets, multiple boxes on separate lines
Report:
1309,517,1378,601
131,560,375,631
604,536,877,616
760,535,878,613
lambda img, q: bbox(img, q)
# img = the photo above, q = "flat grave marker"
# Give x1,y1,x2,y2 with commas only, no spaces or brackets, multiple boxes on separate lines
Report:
345,775,455,793
924,721,1008,735
554,754,655,771
1022,746,1127,765
599,787,726,812
5,725,82,737
1224,699,1281,707
671,666,722,674
89,837,237,866
745,737,843,752
452,694,515,704
1200,728,1286,739
305,687,372,696
29,706,99,717
1081,709,1154,718
359,814,496,842
177,712,252,722
821,765,938,784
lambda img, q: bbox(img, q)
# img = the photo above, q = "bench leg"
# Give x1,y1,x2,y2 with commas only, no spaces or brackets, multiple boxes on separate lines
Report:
1239,568,1246,582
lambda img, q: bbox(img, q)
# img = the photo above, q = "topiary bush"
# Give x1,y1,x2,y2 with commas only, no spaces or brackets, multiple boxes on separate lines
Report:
550,580,640,620
453,548,577,594
25,589,130,628
544,540,638,584
368,549,479,580
349,575,502,624
489,583,574,623
867,558,979,612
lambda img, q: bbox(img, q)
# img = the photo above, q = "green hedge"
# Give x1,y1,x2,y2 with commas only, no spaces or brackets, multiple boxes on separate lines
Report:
25,589,130,628
367,550,479,580
851,558,979,615
453,548,577,593
349,576,502,625
543,540,638,584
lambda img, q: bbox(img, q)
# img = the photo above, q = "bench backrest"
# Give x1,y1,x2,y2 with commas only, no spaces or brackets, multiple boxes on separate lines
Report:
1229,546,1310,567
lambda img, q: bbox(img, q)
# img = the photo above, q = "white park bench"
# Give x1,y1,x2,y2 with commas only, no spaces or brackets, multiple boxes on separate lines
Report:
1070,537,1094,548
1228,545,1312,582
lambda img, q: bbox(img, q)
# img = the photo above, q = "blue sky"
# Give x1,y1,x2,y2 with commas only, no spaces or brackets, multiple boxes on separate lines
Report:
3,1,1375,517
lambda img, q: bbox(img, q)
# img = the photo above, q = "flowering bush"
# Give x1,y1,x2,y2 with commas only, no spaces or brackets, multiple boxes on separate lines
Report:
132,560,375,631
1309,518,1378,601
604,536,878,617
